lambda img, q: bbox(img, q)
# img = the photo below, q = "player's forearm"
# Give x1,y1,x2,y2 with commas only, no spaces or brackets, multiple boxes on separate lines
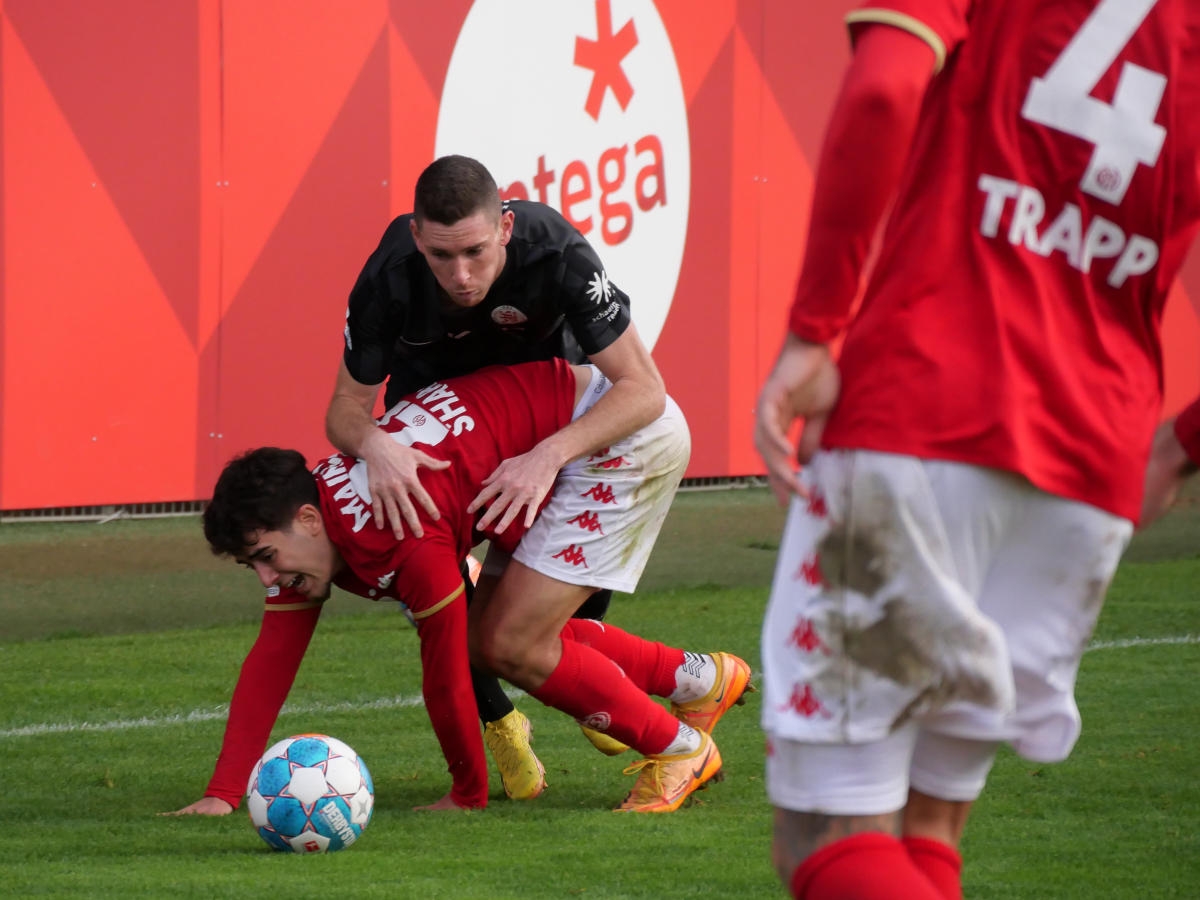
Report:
205,609,319,806
537,373,665,469
789,25,934,342
325,393,385,459
205,673,292,807
418,606,489,808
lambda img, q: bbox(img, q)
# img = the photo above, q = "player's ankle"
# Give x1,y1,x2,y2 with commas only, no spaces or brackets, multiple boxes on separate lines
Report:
658,722,702,756
668,651,717,703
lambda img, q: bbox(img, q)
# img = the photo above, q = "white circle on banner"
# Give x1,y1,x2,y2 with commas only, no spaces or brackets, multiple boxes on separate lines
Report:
436,0,690,350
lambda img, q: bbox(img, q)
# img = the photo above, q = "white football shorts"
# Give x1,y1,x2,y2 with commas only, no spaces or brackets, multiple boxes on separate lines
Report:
762,450,1131,814
486,365,690,593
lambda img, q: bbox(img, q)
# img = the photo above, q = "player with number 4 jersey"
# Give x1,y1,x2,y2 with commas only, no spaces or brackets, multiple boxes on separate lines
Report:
754,2,1200,898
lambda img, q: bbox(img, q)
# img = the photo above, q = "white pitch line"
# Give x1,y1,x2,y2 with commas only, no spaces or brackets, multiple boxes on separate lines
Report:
1085,634,1198,651
2,637,1197,740
0,689,530,740
0,693,431,740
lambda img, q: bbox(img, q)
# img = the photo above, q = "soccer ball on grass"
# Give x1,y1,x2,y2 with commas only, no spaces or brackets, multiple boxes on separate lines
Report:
246,733,374,853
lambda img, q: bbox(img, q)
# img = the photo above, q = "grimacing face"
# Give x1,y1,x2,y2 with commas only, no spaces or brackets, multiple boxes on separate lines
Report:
410,208,513,307
234,504,339,602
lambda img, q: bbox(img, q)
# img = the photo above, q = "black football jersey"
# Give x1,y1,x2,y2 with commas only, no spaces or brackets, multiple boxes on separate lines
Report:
342,200,633,407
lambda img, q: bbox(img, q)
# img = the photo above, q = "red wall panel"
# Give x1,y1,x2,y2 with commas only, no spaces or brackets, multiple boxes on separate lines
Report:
1,0,1196,509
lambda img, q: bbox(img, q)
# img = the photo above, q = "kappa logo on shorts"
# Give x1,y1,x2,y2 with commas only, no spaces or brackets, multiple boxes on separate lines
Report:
778,683,831,719
567,510,605,534
581,482,617,504
806,489,827,519
794,556,823,586
587,450,628,469
552,544,590,568
787,617,828,655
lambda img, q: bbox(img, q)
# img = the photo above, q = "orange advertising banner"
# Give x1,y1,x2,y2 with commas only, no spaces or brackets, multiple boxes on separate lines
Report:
1,0,1197,509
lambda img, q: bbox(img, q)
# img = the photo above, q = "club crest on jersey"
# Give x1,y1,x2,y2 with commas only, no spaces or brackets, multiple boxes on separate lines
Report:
491,304,528,326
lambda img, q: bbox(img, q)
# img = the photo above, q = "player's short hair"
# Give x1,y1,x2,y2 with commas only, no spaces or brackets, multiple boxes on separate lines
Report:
203,447,319,557
413,155,502,225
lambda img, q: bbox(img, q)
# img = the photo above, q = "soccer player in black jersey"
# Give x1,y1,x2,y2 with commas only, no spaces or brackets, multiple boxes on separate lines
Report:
323,155,669,799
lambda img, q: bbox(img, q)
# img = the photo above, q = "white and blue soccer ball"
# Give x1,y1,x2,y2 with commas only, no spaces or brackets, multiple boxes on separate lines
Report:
246,734,374,853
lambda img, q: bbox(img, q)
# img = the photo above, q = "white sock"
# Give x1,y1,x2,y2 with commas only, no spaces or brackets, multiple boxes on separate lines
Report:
668,652,716,704
659,723,702,756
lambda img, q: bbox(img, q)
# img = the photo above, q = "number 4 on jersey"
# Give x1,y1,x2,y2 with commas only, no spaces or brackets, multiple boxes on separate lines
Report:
1021,0,1166,206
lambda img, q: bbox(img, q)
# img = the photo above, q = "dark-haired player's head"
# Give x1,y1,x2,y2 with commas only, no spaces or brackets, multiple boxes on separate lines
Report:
204,448,338,601
410,155,513,308
413,155,502,226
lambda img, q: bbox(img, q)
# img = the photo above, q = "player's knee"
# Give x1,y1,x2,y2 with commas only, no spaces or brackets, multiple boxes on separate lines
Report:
473,627,528,682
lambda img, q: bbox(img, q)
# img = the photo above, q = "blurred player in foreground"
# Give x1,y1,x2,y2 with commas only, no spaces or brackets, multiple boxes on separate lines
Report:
754,2,1200,897
167,359,751,815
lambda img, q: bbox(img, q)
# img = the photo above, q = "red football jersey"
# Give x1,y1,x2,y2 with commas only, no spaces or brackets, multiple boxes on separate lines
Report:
813,0,1200,520
316,357,577,602
203,359,576,809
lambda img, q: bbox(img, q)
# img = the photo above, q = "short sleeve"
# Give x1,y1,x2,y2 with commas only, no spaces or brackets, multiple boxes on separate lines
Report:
556,236,632,357
342,273,392,387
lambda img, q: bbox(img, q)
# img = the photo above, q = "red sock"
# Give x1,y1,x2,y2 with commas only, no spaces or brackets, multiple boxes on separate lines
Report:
902,836,962,900
528,638,680,754
791,833,943,899
559,618,684,697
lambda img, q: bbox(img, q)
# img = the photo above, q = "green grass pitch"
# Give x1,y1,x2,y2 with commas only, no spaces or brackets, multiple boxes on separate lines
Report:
1,486,1197,898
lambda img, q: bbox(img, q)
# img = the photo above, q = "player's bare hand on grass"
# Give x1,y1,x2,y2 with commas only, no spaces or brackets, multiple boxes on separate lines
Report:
160,797,234,816
754,336,840,504
413,793,474,812
469,446,560,534
361,427,451,539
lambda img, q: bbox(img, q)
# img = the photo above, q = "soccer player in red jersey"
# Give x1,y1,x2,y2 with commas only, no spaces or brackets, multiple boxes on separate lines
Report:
754,2,1200,897
165,360,751,816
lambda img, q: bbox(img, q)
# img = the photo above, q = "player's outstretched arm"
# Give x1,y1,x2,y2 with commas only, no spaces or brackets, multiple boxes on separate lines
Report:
326,360,449,539
754,335,840,504
753,27,932,505
160,796,234,816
